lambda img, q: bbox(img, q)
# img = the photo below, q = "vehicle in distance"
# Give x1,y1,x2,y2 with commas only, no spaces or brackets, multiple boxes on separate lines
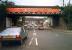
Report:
0,27,28,45
38,25,44,30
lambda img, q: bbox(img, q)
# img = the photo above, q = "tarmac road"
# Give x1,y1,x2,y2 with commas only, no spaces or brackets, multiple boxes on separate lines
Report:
0,29,72,50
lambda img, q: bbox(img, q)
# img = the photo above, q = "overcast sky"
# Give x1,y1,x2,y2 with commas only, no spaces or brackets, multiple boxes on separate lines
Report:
8,0,72,6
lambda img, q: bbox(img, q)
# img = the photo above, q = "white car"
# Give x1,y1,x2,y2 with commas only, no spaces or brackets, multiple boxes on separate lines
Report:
0,27,28,45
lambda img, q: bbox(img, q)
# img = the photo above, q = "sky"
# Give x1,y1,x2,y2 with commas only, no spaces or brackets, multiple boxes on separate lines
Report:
7,0,72,6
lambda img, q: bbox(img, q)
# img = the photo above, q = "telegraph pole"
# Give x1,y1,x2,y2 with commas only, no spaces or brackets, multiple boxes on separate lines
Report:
5,0,8,3
69,0,70,5
68,0,71,30
63,0,64,7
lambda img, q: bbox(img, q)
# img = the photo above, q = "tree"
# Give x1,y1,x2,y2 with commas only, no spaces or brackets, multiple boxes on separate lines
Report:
0,1,7,31
0,1,15,31
61,4,72,30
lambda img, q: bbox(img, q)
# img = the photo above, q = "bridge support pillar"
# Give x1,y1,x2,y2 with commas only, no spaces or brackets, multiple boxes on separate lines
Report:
52,15,60,28
22,16,25,27
0,16,6,31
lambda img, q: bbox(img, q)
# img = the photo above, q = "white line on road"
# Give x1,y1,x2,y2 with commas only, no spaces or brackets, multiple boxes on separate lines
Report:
34,29,36,33
35,38,38,46
29,37,33,46
29,29,39,46
33,32,36,36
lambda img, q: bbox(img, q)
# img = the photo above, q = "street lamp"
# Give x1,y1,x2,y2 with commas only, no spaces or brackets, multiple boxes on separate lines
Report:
63,0,64,7
68,0,71,30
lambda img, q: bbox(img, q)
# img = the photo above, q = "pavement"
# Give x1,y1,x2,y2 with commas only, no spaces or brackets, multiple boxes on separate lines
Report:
0,29,72,50
49,27,72,33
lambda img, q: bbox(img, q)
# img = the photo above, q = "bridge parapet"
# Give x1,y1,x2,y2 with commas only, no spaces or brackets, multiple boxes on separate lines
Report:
6,7,61,15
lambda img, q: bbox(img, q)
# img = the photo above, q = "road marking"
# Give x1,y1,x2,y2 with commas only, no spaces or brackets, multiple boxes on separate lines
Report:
29,37,33,46
33,32,36,36
34,30,35,32
35,38,38,46
29,29,39,46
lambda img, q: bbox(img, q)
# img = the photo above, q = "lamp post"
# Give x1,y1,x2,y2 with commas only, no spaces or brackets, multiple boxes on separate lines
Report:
68,0,71,30
63,0,64,7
